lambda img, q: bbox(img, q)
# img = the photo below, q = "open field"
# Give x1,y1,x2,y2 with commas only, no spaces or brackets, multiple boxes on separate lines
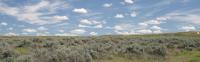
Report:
0,32,200,62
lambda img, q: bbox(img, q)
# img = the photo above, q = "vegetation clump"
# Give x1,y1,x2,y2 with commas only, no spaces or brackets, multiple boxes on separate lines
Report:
0,32,200,62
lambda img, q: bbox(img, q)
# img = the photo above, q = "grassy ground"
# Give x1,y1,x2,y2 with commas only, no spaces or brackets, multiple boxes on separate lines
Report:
94,50,200,62
0,31,200,62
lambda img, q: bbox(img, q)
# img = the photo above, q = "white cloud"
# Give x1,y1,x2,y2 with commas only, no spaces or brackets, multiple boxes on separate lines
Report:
58,29,65,33
150,26,161,30
0,22,8,26
52,15,69,21
78,24,89,28
112,23,158,35
135,16,167,34
37,26,48,31
103,3,112,8
145,20,164,25
114,22,164,35
80,19,93,25
0,5,19,16
90,32,98,35
153,30,162,33
23,28,37,33
79,19,105,28
115,14,124,18
114,26,123,30
92,20,103,24
8,27,13,30
137,21,164,34
138,23,148,27
168,14,200,24
55,33,77,36
113,24,138,35
4,32,18,36
124,0,134,4
21,27,48,35
0,0,69,25
94,24,103,28
138,16,167,27
137,29,153,34
130,11,137,17
73,8,88,14
70,29,86,34
163,9,200,24
114,24,133,30
115,30,137,35
180,26,196,31
150,25,163,34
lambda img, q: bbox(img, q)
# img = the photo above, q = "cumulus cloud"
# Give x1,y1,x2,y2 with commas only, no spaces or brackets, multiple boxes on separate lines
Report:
0,22,8,26
103,3,112,8
113,23,164,35
52,15,69,21
55,33,77,36
150,26,163,33
80,19,93,25
4,32,18,36
145,17,168,25
58,29,65,33
124,0,134,4
79,19,105,28
73,8,88,14
138,23,148,27
113,24,137,35
21,27,49,35
0,0,69,25
153,30,162,33
136,29,152,34
135,16,167,34
94,24,103,28
8,27,13,30
114,24,133,30
138,17,166,28
90,32,98,35
78,24,89,28
37,26,48,31
115,14,124,18
23,28,37,33
145,20,164,25
115,30,137,35
130,11,137,17
70,29,86,34
150,26,162,30
180,26,196,31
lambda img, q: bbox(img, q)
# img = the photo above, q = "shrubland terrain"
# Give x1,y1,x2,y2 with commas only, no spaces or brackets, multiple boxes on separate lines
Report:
0,32,200,62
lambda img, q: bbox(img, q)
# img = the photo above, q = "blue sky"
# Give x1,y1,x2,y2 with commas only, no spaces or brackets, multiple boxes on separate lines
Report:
0,0,200,36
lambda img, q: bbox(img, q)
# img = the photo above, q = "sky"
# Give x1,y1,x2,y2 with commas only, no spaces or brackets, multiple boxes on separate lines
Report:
0,0,200,36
